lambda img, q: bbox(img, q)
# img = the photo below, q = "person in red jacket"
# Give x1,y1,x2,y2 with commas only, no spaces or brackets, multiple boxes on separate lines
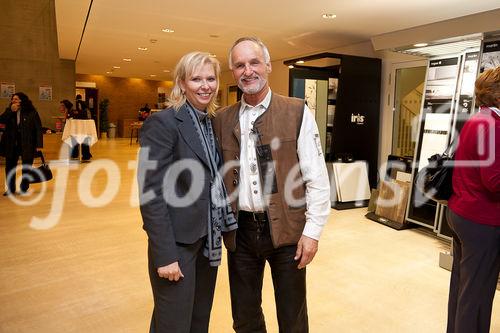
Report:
446,66,500,333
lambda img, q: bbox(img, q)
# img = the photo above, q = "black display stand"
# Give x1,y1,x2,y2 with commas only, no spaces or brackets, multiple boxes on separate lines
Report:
285,53,381,189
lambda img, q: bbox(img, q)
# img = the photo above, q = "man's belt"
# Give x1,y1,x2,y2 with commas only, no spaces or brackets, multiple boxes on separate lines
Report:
239,210,268,222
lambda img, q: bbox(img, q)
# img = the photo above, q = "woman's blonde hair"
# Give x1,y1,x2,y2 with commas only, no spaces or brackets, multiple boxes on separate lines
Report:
475,66,500,108
167,51,221,117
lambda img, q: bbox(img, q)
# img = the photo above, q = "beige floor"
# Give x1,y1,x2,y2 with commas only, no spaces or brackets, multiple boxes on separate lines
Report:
0,137,498,332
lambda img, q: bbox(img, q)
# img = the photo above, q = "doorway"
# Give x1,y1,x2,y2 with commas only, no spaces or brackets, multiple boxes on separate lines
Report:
75,87,99,135
390,64,427,158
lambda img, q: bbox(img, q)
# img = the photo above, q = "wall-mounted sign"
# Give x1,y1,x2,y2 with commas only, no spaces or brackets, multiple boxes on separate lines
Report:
0,82,15,99
39,85,52,101
350,113,365,125
480,40,500,72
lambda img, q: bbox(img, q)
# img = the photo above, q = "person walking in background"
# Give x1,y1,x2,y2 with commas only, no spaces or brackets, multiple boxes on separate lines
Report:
139,103,151,121
60,99,77,119
138,51,237,333
69,95,92,161
75,94,90,119
212,37,331,333
60,99,90,161
0,92,43,196
446,66,500,333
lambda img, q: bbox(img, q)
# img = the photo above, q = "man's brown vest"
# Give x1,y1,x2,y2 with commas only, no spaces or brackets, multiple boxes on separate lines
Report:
213,93,307,249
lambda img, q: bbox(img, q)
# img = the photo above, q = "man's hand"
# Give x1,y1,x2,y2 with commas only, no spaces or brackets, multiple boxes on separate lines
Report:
157,261,184,281
294,235,318,269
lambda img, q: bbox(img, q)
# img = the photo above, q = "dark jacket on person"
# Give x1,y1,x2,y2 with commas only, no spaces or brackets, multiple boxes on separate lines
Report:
76,100,91,119
138,105,214,268
0,107,43,160
66,108,89,120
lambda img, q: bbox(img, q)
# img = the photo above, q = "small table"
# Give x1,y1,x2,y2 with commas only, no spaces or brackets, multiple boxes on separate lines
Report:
129,121,143,145
62,119,98,146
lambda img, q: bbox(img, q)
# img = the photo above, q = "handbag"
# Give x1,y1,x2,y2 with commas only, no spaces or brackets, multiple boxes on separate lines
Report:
28,151,53,183
414,140,455,205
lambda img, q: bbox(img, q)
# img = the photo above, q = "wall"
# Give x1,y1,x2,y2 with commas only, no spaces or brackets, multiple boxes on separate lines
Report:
371,8,500,51
0,0,75,130
75,74,173,126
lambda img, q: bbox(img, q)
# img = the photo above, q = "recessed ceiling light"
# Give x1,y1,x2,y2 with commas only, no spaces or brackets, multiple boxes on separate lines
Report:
163,69,170,73
113,66,121,69
413,43,428,47
123,58,131,62
150,74,157,77
288,65,294,69
322,13,337,19
150,39,158,43
106,71,112,74
138,47,148,51
295,60,305,64
162,28,174,33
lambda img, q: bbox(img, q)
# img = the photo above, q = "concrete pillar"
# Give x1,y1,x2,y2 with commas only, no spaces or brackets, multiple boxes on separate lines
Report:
0,0,76,130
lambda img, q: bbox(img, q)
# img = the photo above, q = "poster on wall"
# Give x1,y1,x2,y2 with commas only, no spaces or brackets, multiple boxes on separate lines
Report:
304,79,317,115
480,40,500,72
328,78,338,99
406,55,460,227
418,113,452,171
1,83,15,99
39,85,52,101
455,51,480,132
422,57,460,121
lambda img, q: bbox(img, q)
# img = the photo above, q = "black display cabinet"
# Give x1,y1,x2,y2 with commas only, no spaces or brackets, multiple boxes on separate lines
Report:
284,53,381,189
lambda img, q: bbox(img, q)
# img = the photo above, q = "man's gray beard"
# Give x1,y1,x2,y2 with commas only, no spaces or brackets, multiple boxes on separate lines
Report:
238,78,267,95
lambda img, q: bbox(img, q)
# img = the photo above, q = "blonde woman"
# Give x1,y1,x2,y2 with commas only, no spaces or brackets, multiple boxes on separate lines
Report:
138,52,236,333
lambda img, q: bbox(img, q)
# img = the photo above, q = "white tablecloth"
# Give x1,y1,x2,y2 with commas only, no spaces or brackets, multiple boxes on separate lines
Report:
62,119,98,146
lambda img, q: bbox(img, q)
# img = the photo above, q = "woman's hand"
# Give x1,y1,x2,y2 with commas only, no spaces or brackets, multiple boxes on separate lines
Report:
157,261,184,281
10,103,19,112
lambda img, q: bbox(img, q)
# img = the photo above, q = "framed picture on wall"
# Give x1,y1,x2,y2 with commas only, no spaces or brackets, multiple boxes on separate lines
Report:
1,83,15,99
39,85,52,101
328,78,338,99
304,79,317,114
481,39,500,72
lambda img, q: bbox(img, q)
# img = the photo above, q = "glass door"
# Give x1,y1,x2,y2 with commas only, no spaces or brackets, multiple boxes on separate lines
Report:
391,66,426,158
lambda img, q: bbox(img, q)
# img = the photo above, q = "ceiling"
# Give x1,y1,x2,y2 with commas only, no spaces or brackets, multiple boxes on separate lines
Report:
55,0,500,81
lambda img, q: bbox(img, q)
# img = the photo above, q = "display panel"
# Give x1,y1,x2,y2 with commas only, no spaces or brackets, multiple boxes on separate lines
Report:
406,56,460,227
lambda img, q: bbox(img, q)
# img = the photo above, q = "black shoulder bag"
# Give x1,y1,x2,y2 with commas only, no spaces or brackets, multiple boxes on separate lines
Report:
414,139,455,205
28,151,53,183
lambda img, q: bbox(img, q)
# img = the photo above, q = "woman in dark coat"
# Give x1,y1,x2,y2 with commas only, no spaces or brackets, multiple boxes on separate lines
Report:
138,51,237,332
0,92,43,196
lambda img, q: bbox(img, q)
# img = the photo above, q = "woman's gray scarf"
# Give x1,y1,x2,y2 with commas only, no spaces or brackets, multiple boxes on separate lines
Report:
185,103,237,266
